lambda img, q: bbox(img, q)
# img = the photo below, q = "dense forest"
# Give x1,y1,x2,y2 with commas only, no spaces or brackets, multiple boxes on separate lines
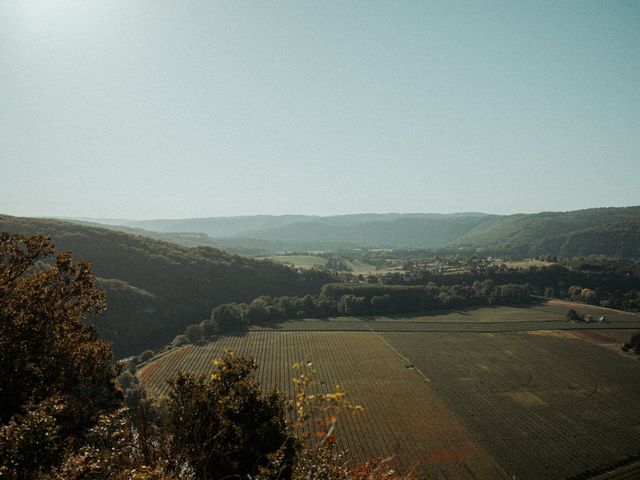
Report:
0,216,333,357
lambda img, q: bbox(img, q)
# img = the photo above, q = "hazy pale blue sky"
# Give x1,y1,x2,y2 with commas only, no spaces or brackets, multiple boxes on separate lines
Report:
1,0,639,219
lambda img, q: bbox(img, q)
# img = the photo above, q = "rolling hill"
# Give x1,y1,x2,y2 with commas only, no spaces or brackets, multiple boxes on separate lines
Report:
451,207,640,257
84,213,497,250
0,215,333,357
77,207,640,257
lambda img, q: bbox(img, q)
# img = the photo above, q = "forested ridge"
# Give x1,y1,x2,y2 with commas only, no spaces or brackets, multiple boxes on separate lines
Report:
0,215,333,357
451,207,640,257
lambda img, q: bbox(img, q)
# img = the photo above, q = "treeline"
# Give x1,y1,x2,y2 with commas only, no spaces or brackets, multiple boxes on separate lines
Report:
399,261,640,311
0,216,334,356
169,281,531,346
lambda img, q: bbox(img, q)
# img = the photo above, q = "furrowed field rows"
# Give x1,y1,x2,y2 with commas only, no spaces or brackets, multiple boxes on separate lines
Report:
139,331,509,479
381,331,640,480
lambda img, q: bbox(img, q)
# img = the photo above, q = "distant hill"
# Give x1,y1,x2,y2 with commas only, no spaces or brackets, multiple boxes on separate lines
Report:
81,213,496,250
75,207,640,257
119,215,318,237
531,221,640,258
0,216,333,357
452,207,640,257
237,214,495,248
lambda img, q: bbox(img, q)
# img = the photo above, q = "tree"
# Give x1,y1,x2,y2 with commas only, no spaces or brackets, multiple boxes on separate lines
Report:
370,295,391,314
140,349,155,362
302,294,316,315
580,288,599,305
166,350,296,479
184,323,203,343
337,294,367,316
0,232,121,475
212,303,246,332
566,308,582,321
199,318,216,338
568,285,583,301
276,296,293,317
247,297,271,324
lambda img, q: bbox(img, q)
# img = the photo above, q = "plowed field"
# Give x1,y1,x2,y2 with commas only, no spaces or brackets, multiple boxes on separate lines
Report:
141,331,508,479
138,304,640,479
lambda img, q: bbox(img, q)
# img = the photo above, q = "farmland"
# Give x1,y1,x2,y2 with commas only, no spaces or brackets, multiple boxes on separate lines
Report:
383,330,640,479
138,302,640,479
140,331,509,479
249,302,640,334
265,254,398,275
265,255,328,269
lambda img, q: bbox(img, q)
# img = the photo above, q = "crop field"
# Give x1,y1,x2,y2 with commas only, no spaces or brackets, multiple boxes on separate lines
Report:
381,330,640,479
537,299,640,322
138,304,640,479
264,254,397,275
140,331,508,478
503,259,554,269
265,255,328,269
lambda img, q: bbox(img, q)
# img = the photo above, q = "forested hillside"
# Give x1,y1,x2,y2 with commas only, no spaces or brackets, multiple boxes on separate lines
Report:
452,207,640,257
532,221,640,258
0,216,333,357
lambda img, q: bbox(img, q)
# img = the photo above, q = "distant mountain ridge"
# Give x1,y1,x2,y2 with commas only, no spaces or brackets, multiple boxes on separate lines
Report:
99,212,491,239
75,213,497,249
72,207,640,257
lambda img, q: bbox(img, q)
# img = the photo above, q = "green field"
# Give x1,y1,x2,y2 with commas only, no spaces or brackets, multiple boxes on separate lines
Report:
265,255,328,269
138,302,640,479
502,259,554,269
264,254,398,275
382,330,640,479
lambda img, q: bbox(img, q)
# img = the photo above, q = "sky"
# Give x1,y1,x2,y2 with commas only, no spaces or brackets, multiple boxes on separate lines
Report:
1,1,639,219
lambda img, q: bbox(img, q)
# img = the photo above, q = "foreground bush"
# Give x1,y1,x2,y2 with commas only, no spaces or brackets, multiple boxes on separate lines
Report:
165,352,296,479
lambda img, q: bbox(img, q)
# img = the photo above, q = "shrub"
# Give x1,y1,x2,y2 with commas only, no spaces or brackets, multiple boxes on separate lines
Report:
566,309,582,321
140,350,155,362
170,334,188,347
0,399,62,480
630,332,640,354
184,324,203,343
166,351,296,479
